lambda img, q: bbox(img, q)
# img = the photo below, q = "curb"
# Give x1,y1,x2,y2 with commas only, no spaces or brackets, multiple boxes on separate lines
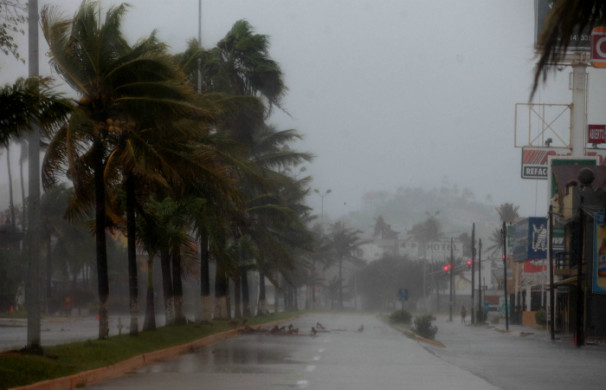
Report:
10,319,289,390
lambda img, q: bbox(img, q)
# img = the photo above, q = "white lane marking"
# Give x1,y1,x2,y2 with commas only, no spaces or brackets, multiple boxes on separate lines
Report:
296,380,309,388
306,365,316,372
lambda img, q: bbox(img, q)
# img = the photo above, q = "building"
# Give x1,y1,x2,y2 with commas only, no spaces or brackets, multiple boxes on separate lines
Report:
550,164,606,343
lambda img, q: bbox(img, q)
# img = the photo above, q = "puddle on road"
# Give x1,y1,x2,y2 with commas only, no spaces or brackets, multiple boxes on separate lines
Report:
137,333,308,375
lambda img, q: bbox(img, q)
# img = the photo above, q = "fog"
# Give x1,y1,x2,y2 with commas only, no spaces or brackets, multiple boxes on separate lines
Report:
4,0,606,221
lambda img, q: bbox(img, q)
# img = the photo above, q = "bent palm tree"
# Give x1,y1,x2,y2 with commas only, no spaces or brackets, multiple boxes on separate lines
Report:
533,1,606,96
42,1,206,338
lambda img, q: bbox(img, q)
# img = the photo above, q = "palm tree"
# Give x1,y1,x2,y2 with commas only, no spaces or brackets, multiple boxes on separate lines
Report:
495,203,519,224
0,76,70,351
41,1,207,338
329,221,364,309
533,1,606,96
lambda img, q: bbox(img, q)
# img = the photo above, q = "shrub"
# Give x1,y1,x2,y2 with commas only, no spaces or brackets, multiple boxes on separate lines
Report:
389,309,412,325
413,313,438,339
535,309,547,326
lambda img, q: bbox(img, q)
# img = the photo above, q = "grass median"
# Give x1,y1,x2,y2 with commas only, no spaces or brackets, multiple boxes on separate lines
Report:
0,312,297,390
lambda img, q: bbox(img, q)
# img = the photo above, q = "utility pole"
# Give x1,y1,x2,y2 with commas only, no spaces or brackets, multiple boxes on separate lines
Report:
548,205,555,340
478,239,483,323
471,223,476,324
575,197,585,347
502,221,509,331
449,237,454,322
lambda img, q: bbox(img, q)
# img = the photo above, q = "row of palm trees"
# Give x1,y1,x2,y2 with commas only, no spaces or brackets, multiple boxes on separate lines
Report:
2,0,316,349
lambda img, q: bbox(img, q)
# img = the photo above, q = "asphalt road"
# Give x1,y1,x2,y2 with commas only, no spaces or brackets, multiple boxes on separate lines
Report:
87,313,498,390
5,312,606,389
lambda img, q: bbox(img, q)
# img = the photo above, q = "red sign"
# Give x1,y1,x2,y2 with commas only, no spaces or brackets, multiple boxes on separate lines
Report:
588,124,606,144
592,27,606,68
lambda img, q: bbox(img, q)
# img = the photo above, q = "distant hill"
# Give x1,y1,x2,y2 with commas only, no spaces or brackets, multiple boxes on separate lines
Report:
338,185,502,243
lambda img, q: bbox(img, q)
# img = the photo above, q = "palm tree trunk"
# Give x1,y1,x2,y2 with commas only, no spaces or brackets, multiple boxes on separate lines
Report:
93,138,109,339
234,274,241,318
171,244,185,324
214,262,228,319
19,140,27,230
143,254,156,331
6,146,16,230
199,232,212,322
241,268,251,317
338,257,343,310
125,175,138,335
257,270,267,316
46,235,52,315
160,247,174,325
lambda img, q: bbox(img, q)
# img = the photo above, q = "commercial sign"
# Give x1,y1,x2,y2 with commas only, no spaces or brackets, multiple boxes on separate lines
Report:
552,226,565,254
548,156,598,198
513,217,548,262
425,239,463,261
591,27,606,68
588,124,606,143
594,210,606,293
521,148,570,180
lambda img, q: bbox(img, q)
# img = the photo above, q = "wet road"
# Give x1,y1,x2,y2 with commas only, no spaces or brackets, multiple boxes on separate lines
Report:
428,315,606,390
88,313,497,390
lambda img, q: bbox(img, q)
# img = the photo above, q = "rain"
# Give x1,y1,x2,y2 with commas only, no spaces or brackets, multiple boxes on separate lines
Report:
2,1,606,389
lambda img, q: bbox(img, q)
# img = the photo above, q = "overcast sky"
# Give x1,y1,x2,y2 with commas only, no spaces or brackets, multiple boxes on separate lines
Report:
2,0,606,220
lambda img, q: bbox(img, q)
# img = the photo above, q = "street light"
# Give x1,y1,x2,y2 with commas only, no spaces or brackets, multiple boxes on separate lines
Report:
314,188,332,224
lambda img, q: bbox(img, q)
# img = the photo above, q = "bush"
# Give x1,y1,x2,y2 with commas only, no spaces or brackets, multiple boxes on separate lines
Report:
535,309,547,326
389,309,412,325
413,313,438,339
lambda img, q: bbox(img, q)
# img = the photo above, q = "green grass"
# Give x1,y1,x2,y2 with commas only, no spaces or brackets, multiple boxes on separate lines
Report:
0,312,296,390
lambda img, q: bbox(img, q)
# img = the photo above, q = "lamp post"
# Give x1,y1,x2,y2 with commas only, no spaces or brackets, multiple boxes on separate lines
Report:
314,188,332,224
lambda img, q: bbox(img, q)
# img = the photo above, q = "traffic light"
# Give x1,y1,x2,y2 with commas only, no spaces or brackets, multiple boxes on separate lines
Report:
443,264,451,272
467,259,472,269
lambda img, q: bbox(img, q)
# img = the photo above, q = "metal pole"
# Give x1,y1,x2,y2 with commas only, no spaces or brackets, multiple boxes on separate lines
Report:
471,223,475,324
571,62,587,158
478,239,483,323
503,222,509,331
549,205,555,340
575,197,585,347
197,0,202,94
449,237,453,321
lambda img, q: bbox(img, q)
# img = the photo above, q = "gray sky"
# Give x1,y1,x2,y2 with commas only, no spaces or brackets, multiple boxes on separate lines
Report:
2,0,605,219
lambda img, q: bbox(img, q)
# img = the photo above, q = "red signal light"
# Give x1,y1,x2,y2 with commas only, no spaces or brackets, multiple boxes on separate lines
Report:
467,259,472,267
443,264,451,272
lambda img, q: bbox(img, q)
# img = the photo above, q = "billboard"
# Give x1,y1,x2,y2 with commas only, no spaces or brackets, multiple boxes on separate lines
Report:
521,148,570,179
513,217,548,262
425,239,463,261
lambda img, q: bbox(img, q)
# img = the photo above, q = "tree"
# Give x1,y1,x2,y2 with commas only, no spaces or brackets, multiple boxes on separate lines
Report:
495,203,519,224
533,1,606,96
329,221,364,309
41,1,206,338
408,212,442,258
0,0,26,63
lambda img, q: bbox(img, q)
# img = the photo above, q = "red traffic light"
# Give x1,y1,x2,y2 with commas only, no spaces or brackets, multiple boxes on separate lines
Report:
467,259,472,267
443,264,451,272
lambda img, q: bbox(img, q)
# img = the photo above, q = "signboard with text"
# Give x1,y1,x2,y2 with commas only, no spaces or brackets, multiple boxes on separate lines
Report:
588,124,606,143
521,148,570,180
